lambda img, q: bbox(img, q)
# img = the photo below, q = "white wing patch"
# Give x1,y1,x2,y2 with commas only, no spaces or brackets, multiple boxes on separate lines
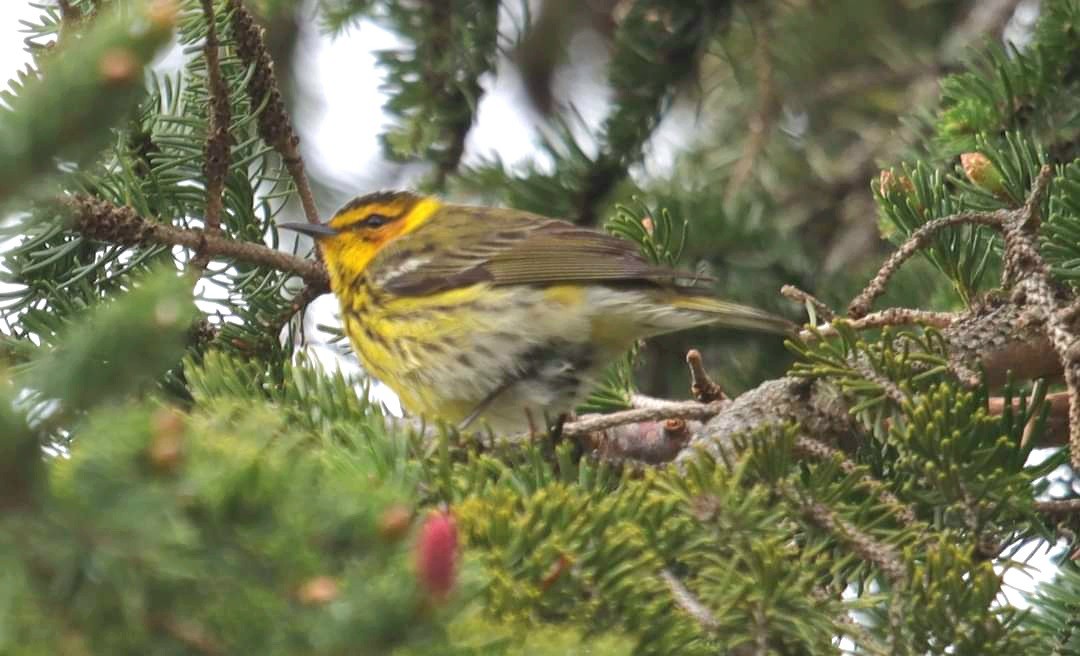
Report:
372,255,432,288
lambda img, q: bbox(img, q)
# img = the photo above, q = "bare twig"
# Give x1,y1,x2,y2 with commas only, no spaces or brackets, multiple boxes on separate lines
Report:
561,401,727,439
626,395,682,410
801,308,956,341
192,0,232,274
848,210,1007,318
686,349,726,403
269,281,324,341
781,285,835,323
1034,499,1080,516
661,569,720,632
66,195,328,288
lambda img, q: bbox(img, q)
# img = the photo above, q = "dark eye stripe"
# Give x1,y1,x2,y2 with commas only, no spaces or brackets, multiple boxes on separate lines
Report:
359,213,393,228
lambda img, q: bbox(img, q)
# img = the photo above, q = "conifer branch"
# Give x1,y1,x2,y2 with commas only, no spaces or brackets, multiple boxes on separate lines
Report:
228,0,320,226
781,285,835,322
848,210,1008,318
562,401,727,439
660,569,720,633
1034,499,1080,516
725,18,776,203
192,0,232,274
994,165,1080,468
785,482,906,584
576,2,733,224
793,435,918,526
65,195,328,288
800,308,957,341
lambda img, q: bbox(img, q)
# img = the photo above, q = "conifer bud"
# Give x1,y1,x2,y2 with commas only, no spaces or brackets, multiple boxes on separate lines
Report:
148,406,185,473
378,504,412,542
640,216,655,236
99,49,139,85
147,0,179,29
297,576,339,605
416,509,458,601
877,169,914,197
960,152,1006,196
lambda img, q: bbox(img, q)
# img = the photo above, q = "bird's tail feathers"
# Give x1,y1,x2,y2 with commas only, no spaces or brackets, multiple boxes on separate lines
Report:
671,295,797,335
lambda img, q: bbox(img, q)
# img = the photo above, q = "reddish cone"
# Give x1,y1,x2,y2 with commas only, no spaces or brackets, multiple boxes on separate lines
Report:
416,509,458,601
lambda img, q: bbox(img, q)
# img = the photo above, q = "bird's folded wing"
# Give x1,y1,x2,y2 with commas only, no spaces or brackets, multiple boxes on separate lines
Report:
372,207,710,296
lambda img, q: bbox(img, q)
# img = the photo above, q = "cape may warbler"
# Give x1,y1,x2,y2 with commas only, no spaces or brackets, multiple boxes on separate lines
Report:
281,192,793,433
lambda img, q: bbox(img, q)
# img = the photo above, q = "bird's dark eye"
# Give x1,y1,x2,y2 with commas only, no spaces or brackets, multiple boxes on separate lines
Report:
359,213,393,229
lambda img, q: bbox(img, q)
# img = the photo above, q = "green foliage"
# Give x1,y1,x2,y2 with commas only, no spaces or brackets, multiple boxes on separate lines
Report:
323,0,500,185
24,267,197,412
0,1,174,202
3,1,300,364
934,4,1080,159
6,0,1080,653
1022,562,1080,653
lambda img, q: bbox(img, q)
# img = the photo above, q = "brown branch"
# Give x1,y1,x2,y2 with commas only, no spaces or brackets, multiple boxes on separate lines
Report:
781,285,835,323
994,166,1080,467
561,401,727,439
269,280,324,341
661,569,720,632
192,0,232,274
988,390,1069,448
686,349,726,403
228,0,320,226
784,482,906,584
628,393,688,410
66,195,328,288
848,210,1007,318
800,308,956,342
1034,499,1080,516
793,435,917,526
149,615,224,656
943,299,1059,388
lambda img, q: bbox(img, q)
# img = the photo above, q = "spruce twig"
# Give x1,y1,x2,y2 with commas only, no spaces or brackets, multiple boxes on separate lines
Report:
227,0,319,227
793,435,918,526
784,482,906,584
661,569,720,633
848,210,1008,318
781,285,835,322
66,195,328,287
1034,499,1080,516
192,0,232,274
561,401,727,439
800,308,956,341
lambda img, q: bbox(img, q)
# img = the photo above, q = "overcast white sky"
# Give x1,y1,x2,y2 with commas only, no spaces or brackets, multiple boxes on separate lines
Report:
0,0,1065,608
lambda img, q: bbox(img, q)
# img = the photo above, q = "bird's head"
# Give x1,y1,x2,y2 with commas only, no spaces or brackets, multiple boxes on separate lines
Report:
279,190,441,287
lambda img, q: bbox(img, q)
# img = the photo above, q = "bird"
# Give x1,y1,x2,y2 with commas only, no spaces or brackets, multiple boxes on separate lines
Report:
279,191,794,434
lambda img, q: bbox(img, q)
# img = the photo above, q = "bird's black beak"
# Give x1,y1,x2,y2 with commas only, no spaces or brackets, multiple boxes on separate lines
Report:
278,222,338,238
